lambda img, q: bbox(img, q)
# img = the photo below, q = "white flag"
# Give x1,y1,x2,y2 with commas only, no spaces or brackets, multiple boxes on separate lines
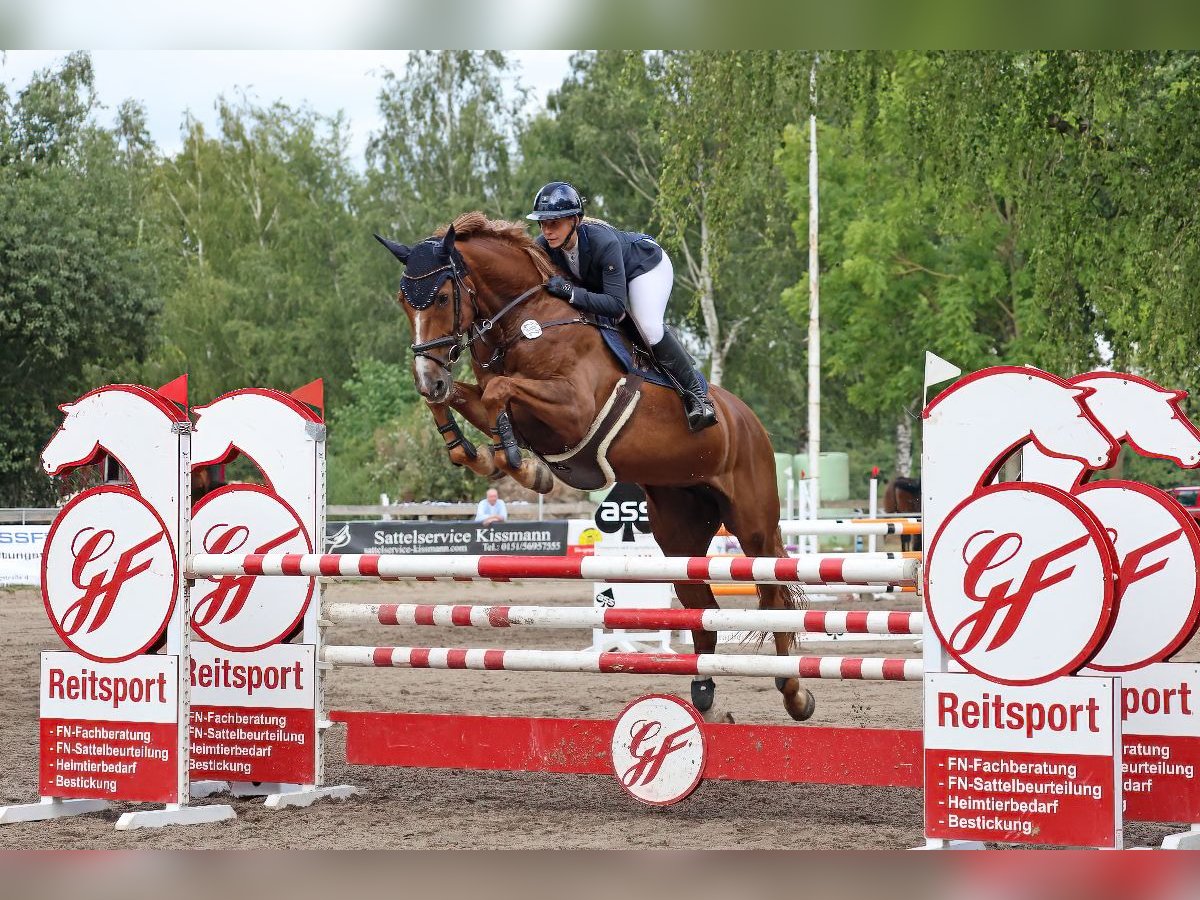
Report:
924,352,961,390
923,352,962,407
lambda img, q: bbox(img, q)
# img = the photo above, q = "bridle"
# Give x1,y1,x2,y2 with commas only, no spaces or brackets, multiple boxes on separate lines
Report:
406,245,546,373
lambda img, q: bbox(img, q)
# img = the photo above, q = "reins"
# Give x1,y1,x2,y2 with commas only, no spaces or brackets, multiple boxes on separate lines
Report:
407,250,587,373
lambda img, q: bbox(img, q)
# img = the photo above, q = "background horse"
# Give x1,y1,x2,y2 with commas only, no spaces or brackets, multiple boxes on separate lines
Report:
376,212,812,722
883,476,921,551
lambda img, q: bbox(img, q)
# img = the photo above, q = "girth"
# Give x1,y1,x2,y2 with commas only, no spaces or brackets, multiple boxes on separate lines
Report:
531,375,644,491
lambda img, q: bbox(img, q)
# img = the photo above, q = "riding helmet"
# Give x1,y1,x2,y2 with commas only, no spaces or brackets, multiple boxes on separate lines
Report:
527,182,584,221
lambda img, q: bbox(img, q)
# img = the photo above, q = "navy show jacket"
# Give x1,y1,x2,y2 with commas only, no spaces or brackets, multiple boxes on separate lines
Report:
536,221,664,319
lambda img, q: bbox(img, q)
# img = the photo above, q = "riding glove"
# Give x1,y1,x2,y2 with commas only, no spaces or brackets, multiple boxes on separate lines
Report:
545,275,575,302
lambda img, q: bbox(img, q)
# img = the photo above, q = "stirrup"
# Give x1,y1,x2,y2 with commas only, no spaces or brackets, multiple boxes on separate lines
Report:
684,394,718,432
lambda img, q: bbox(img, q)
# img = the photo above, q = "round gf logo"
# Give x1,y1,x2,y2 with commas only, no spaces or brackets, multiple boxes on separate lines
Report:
42,486,177,662
610,694,706,805
190,484,314,651
925,482,1117,685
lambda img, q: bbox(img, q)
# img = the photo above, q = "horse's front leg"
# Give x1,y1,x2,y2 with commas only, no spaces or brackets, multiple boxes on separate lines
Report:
480,375,586,494
424,383,504,480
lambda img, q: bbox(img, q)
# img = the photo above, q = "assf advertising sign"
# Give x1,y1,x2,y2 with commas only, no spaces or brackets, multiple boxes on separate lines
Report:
594,483,651,543
0,525,49,586
924,483,1116,685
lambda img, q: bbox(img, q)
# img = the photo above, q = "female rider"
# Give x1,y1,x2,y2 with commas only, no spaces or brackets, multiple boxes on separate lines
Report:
527,181,717,432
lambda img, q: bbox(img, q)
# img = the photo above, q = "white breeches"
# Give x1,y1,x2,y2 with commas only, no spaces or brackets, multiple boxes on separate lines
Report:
627,249,673,345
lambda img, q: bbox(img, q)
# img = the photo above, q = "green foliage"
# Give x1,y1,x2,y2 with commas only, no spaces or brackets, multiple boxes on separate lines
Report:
780,51,1200,479
326,358,417,504
0,53,162,504
11,50,1200,505
375,402,482,503
365,51,527,237
147,98,398,409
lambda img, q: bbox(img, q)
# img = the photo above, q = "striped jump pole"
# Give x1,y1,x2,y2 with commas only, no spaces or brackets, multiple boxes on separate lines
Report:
188,553,920,585
718,518,921,538
711,551,922,560
322,646,924,681
712,584,916,597
777,520,923,537
324,604,924,635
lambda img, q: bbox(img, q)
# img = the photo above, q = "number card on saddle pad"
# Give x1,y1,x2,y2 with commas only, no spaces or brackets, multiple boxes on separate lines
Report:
588,483,672,653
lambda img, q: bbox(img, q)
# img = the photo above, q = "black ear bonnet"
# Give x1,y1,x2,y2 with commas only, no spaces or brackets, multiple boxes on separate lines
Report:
399,239,457,310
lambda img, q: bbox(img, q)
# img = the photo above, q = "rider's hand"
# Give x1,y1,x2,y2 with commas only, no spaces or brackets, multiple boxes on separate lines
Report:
546,275,574,302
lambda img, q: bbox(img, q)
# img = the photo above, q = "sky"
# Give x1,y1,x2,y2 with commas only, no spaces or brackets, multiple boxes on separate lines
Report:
0,50,575,162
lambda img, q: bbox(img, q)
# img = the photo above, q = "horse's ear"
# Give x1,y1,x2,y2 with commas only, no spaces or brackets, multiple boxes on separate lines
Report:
442,224,457,255
374,233,411,264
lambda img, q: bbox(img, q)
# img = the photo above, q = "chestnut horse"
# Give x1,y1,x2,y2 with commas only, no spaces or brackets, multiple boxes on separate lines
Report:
375,212,812,722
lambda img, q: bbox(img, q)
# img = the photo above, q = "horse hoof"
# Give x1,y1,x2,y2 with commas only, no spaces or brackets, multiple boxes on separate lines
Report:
785,688,816,722
702,707,735,724
690,676,715,712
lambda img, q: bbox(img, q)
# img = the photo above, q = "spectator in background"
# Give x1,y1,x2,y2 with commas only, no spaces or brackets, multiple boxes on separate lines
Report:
474,487,507,525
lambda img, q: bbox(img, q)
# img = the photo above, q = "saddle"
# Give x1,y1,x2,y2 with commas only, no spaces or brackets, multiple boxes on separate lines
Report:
512,314,705,491
594,315,708,393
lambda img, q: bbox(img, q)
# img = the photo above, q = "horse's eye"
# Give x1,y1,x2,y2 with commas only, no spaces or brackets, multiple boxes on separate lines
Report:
437,292,450,307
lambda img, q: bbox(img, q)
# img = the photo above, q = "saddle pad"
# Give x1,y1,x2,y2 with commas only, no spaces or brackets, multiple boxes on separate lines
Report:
598,322,708,392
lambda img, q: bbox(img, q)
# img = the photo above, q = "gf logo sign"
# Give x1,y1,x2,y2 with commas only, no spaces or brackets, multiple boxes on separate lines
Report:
924,482,1117,686
190,484,314,651
42,486,178,662
951,531,1091,655
610,695,706,805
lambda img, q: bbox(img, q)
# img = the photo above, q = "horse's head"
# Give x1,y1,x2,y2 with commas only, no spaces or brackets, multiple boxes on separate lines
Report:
375,226,474,404
42,399,103,476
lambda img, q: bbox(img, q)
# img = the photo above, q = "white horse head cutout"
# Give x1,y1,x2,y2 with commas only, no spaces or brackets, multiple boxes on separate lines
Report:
1024,372,1200,489
922,365,1119,534
191,387,324,523
43,384,189,519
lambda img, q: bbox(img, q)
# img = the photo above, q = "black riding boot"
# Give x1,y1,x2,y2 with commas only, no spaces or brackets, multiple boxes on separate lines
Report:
651,329,718,432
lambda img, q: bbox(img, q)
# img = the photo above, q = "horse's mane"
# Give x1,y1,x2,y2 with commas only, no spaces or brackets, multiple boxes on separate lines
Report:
439,211,556,280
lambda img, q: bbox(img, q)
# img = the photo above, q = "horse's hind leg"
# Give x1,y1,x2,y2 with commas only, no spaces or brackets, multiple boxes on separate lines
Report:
642,485,728,721
724,501,816,722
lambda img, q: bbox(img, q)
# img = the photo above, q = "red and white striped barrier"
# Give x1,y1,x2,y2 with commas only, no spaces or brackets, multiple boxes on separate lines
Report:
189,552,920,585
778,519,922,536
712,583,916,597
322,646,924,681
325,603,924,635
718,517,922,538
